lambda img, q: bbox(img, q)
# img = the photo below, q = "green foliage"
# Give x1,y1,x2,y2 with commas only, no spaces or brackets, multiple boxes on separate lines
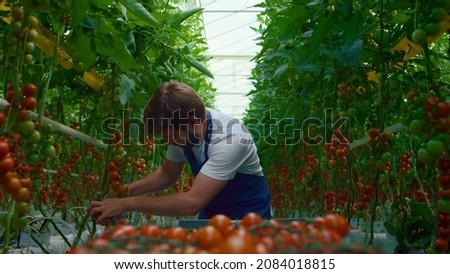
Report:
384,198,435,253
0,0,215,225
245,0,450,252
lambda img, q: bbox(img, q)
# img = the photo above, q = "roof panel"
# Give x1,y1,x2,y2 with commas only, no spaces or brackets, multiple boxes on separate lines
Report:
198,0,263,118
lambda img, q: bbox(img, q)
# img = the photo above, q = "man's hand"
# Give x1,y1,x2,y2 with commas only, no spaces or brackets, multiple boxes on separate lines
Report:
87,198,125,224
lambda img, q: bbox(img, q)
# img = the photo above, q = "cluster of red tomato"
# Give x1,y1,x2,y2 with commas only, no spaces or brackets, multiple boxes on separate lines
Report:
133,158,148,177
404,89,449,163
433,159,450,253
267,164,289,214
171,174,193,194
324,130,349,179
324,191,337,213
354,183,375,218
298,153,317,184
0,134,31,226
47,153,82,209
322,190,349,215
366,127,390,149
68,213,375,254
106,160,129,198
0,82,42,229
397,152,413,175
335,82,364,117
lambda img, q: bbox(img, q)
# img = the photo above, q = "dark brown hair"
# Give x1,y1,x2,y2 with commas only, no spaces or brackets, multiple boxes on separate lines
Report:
143,80,206,137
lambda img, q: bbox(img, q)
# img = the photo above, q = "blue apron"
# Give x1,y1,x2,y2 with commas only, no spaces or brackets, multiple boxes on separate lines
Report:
183,111,272,220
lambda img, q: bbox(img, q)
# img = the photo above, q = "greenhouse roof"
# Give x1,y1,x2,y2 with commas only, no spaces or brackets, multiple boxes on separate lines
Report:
193,0,264,119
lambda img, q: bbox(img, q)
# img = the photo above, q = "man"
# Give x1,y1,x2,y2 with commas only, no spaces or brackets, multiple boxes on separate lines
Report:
88,80,271,223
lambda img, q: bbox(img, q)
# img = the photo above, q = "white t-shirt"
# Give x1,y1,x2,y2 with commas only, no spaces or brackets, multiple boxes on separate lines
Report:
165,108,264,181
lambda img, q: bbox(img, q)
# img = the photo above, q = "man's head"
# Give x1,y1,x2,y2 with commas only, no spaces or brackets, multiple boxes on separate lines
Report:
143,80,206,149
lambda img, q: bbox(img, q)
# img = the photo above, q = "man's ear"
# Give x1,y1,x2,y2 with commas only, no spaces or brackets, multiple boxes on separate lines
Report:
188,116,201,126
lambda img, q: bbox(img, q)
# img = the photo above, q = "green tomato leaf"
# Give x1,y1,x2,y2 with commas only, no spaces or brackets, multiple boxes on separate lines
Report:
71,27,96,68
296,63,322,73
124,30,136,53
72,0,90,27
89,0,112,9
80,16,97,30
183,55,214,79
94,29,140,72
165,8,203,27
118,0,159,26
274,63,289,77
409,200,433,217
332,39,363,67
119,74,136,105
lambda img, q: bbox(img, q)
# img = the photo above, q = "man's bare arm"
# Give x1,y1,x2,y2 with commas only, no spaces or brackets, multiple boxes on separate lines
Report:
88,172,227,222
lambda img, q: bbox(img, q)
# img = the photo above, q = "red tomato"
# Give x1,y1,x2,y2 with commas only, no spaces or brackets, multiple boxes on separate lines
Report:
289,220,308,232
315,229,342,246
0,112,5,126
5,177,21,193
218,234,255,254
437,159,450,173
139,224,163,238
118,184,129,196
240,212,263,228
164,227,188,241
323,214,349,237
20,178,32,188
111,224,137,239
256,235,276,252
5,90,16,103
438,188,450,199
208,214,233,236
434,238,449,253
21,96,37,110
111,180,121,191
21,83,37,97
107,161,119,172
437,173,450,187
0,157,15,174
335,148,346,158
109,171,120,181
89,238,109,249
367,128,378,138
196,225,223,251
66,247,94,254
437,227,450,240
15,108,30,121
13,187,31,202
0,141,9,157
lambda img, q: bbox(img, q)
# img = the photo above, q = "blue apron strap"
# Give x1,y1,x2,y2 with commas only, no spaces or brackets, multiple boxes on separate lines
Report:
203,110,212,161
183,110,212,176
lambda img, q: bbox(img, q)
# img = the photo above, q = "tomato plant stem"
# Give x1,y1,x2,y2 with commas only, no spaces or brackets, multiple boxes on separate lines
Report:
368,167,380,246
408,137,431,208
37,24,64,119
1,200,14,254
422,44,434,85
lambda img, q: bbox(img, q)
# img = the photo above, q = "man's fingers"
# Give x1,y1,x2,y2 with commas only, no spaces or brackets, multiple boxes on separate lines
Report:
87,199,119,225
88,205,103,220
87,201,102,214
88,200,102,208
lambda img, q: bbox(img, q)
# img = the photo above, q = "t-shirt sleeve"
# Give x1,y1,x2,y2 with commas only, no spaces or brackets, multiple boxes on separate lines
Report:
165,145,187,163
200,134,252,181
